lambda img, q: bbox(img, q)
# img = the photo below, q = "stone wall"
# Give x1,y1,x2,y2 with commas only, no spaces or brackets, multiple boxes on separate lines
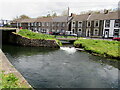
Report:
9,33,60,48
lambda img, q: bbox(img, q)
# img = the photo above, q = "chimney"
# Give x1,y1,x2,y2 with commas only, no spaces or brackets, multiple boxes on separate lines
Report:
70,13,76,17
104,9,109,14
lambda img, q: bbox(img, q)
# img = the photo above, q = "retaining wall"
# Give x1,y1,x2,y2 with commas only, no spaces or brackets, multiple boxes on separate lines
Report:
9,33,60,48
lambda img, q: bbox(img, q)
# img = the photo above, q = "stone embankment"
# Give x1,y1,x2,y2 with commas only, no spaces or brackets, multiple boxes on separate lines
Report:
9,33,60,48
0,49,33,89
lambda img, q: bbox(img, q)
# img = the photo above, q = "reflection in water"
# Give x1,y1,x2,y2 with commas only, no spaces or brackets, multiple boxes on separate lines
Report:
2,44,119,88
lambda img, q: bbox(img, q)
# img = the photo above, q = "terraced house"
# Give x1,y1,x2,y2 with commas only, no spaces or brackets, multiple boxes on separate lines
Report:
35,17,52,34
103,11,120,38
51,16,72,33
10,11,119,38
71,13,90,37
71,11,119,38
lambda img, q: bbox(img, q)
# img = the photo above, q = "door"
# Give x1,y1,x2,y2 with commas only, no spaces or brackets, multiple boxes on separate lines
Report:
104,29,109,38
86,29,91,37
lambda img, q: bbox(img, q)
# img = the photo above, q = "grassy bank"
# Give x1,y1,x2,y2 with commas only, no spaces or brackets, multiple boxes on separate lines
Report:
74,39,120,59
17,29,62,46
0,72,27,89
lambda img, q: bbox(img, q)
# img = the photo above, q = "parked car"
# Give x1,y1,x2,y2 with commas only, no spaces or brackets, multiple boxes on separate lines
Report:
112,37,120,41
69,33,77,36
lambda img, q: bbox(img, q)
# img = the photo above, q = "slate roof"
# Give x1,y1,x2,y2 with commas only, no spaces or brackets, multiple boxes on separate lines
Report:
72,14,90,21
52,16,72,22
88,11,119,21
20,18,37,23
35,17,52,22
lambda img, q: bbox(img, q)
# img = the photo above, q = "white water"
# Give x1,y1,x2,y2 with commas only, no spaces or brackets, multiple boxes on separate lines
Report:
60,47,77,54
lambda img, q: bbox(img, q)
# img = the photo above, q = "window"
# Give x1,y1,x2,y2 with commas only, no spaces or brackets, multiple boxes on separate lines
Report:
78,29,82,35
57,23,59,27
78,22,82,27
42,22,45,26
19,23,21,27
114,29,120,36
39,22,41,26
72,29,75,33
79,29,81,31
95,21,99,27
31,23,34,26
72,21,75,27
34,22,37,26
46,22,48,26
28,23,30,26
62,23,65,27
87,21,91,27
114,19,120,27
105,20,110,27
94,29,99,36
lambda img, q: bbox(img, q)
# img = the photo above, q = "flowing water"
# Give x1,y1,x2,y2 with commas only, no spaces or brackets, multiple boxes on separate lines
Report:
2,44,119,88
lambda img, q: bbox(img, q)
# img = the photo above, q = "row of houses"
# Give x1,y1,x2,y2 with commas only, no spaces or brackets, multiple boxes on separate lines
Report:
10,11,120,38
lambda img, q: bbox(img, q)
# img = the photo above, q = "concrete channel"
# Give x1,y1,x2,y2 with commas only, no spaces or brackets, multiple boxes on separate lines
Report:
0,49,33,89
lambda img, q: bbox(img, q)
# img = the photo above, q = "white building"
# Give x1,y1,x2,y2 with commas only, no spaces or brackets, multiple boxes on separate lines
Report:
103,12,120,38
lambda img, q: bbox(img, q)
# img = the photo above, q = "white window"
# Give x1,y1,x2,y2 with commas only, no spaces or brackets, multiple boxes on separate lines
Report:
42,22,45,26
62,23,65,27
38,22,41,26
31,23,34,26
72,21,75,27
28,27,30,30
46,22,49,26
114,19,120,27
28,23,30,26
94,20,99,27
78,21,82,27
94,29,99,36
114,29,120,37
87,21,91,27
78,28,82,35
34,22,37,26
105,20,110,27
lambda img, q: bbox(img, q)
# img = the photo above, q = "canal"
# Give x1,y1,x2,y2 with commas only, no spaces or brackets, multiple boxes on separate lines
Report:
2,44,119,88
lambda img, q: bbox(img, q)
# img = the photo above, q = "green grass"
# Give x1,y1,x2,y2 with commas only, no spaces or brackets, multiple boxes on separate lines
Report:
74,39,120,59
0,72,26,88
17,29,62,46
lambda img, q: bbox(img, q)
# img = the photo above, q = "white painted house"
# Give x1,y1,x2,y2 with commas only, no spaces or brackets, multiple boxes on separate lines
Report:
103,12,120,38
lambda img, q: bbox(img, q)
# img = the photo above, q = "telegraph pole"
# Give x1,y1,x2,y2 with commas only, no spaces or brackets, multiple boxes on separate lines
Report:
67,7,70,35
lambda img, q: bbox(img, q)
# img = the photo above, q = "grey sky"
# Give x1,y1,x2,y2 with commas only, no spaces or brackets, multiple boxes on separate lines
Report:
0,0,119,20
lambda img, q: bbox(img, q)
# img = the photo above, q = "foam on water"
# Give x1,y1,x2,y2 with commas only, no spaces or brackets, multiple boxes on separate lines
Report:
60,47,77,54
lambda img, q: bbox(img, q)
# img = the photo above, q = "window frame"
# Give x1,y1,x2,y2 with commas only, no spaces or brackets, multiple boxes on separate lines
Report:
114,19,120,27
94,29,99,36
87,21,91,27
105,20,110,27
78,21,82,27
94,20,99,27
72,21,75,27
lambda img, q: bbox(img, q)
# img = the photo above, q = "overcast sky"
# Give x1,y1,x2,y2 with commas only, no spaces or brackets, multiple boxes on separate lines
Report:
0,0,119,20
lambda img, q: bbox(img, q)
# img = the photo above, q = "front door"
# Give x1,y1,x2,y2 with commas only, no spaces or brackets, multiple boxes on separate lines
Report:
86,29,91,37
104,29,109,38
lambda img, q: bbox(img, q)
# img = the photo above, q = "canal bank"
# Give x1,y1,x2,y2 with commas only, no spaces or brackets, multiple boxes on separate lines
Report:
0,49,33,89
74,39,120,60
